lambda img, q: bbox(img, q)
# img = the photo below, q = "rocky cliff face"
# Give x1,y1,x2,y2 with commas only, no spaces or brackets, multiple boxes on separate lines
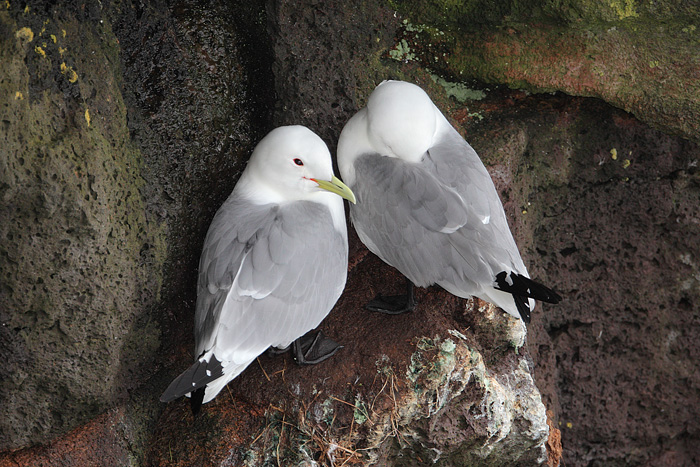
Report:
456,92,700,465
0,4,165,448
0,0,265,451
1,0,698,466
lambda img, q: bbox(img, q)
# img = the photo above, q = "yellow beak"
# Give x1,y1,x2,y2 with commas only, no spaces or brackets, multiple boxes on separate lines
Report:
313,175,356,204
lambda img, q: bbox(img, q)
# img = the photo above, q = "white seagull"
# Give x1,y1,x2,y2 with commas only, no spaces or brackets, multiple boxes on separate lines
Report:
337,80,559,322
161,125,356,413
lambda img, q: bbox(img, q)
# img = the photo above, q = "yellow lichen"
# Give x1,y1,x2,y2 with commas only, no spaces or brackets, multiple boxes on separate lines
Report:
609,0,639,20
39,19,50,37
566,422,573,428
4,0,10,9
610,148,618,160
62,29,66,38
15,27,34,42
58,46,67,56
622,159,631,169
60,62,78,83
23,4,28,14
15,91,24,100
85,108,91,127
34,45,46,57
50,34,57,43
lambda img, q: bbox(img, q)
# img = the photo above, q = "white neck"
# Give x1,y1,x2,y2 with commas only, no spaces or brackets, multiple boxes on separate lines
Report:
235,171,348,236
337,108,373,187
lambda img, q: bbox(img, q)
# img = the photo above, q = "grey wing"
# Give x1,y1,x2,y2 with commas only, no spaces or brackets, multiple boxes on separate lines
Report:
194,194,267,355
352,154,478,287
194,197,347,360
426,128,527,272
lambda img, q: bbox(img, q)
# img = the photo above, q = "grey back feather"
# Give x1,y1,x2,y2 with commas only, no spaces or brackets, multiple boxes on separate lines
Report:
350,126,525,294
194,192,348,360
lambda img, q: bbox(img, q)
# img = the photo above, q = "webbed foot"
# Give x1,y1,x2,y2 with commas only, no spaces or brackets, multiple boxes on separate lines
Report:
366,280,416,314
293,330,343,365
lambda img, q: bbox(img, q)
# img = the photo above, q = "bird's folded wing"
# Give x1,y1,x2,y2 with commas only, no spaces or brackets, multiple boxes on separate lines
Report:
351,154,471,286
355,152,469,234
426,130,511,236
194,197,347,359
426,129,526,270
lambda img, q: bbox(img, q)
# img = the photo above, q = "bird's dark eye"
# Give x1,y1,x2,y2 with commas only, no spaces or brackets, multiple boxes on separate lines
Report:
293,158,304,166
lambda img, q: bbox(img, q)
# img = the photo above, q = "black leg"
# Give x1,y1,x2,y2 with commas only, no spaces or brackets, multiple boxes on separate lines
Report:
366,278,416,314
292,330,343,365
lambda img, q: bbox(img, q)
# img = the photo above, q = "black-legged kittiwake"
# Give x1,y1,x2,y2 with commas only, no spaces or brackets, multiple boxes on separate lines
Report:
161,125,356,413
337,80,560,322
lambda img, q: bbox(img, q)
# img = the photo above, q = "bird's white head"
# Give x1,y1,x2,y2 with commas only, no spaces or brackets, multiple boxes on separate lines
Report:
337,81,442,186
366,80,438,163
238,125,355,206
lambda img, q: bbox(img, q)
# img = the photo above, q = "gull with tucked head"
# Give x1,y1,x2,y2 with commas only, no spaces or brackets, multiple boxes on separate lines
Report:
161,125,356,413
337,80,560,322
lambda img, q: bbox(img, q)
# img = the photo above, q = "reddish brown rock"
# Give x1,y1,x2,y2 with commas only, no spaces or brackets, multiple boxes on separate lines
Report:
3,0,699,465
455,90,700,466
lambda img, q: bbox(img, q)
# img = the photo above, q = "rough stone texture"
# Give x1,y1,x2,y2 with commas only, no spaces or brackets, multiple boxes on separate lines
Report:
365,309,548,466
457,91,700,466
389,0,700,142
0,4,165,449
1,0,699,465
0,400,156,467
0,0,267,453
266,0,401,143
113,0,272,318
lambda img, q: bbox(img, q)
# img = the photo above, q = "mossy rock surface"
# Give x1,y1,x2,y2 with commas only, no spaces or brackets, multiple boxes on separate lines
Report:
0,5,164,450
0,0,265,451
387,0,700,141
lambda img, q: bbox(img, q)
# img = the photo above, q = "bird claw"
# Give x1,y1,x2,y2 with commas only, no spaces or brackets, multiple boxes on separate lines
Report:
293,330,343,365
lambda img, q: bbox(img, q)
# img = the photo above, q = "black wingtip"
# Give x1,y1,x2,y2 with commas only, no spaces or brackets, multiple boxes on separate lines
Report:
494,271,562,304
513,294,532,324
160,355,224,403
190,387,206,416
494,271,561,323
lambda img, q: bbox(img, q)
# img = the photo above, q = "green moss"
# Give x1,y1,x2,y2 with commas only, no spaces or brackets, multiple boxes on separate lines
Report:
430,74,486,103
440,338,456,355
389,38,416,61
609,0,639,20
0,7,167,449
353,394,369,425
386,1,700,139
407,336,464,403
320,397,335,425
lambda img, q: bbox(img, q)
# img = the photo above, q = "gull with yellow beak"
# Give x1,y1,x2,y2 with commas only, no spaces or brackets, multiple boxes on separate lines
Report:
337,81,559,322
161,125,356,413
